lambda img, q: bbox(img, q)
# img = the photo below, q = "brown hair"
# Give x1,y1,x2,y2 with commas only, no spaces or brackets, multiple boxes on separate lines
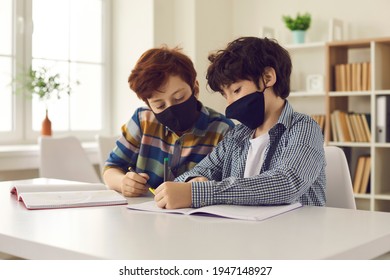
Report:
128,46,197,101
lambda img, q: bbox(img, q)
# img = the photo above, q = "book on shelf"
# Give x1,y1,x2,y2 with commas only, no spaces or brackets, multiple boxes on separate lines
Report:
362,62,370,91
354,114,368,142
332,110,348,142
310,114,326,133
359,156,371,194
353,156,366,193
127,200,302,221
10,178,127,210
330,113,339,142
355,114,366,142
352,156,371,194
351,63,357,91
361,113,371,142
376,96,390,143
356,63,362,91
339,111,352,142
345,63,354,91
344,113,355,142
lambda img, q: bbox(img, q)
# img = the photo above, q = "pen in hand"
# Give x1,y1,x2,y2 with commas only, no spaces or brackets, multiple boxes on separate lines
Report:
163,157,169,182
128,167,155,196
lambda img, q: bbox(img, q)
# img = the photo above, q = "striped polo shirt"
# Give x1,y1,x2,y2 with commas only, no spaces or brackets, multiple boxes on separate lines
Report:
104,103,234,188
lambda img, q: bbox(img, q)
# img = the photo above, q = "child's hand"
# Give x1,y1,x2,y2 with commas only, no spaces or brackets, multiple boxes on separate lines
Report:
154,182,192,209
188,176,208,182
121,171,149,197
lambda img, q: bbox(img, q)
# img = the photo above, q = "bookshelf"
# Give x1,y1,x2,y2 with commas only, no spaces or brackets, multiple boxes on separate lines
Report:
326,37,390,212
287,37,390,212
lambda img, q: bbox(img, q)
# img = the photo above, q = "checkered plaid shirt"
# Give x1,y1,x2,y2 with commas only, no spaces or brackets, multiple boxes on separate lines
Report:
175,101,326,208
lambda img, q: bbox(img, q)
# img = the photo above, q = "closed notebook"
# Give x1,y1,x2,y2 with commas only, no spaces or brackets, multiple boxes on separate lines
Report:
19,190,127,210
127,200,302,221
10,182,108,197
9,179,127,210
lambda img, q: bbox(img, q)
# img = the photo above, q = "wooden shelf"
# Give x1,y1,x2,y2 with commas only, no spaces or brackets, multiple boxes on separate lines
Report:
289,37,390,212
284,41,326,50
290,91,326,97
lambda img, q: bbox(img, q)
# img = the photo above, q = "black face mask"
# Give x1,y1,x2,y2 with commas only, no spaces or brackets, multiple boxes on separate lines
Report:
225,91,265,129
154,94,200,133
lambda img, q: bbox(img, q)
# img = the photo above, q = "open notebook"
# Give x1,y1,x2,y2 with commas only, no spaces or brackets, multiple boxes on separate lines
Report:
127,201,302,221
10,179,127,210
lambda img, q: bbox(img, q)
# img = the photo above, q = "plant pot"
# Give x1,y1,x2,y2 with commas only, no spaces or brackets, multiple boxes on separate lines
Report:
292,30,306,44
41,109,52,136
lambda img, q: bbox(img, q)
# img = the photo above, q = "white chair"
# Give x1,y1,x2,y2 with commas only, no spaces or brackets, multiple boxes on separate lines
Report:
96,135,119,172
39,136,101,183
324,146,356,209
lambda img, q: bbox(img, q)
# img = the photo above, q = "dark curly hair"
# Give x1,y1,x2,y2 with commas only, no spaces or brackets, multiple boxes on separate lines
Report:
207,37,292,99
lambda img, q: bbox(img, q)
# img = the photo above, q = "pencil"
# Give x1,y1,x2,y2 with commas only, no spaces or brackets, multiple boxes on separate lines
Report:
163,157,169,182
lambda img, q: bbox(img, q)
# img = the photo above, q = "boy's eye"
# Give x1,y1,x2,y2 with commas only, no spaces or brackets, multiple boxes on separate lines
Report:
156,104,166,110
233,87,241,94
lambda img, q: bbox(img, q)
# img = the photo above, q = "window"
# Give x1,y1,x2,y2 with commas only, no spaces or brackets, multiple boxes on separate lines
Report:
0,0,110,144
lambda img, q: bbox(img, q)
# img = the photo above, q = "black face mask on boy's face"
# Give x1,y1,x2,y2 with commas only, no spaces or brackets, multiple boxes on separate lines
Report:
225,91,265,129
154,94,200,133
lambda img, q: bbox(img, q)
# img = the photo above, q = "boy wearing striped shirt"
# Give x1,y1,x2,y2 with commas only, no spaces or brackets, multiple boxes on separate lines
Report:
154,37,326,209
103,47,234,197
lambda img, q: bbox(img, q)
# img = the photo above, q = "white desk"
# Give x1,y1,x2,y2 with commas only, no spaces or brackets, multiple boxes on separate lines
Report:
1,179,390,260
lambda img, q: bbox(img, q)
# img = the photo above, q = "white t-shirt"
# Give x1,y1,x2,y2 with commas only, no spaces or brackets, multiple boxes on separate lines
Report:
244,132,270,178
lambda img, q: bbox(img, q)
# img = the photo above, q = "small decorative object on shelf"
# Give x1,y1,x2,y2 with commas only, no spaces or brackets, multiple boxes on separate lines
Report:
328,18,344,41
282,12,311,44
306,74,324,93
260,26,275,39
14,66,78,136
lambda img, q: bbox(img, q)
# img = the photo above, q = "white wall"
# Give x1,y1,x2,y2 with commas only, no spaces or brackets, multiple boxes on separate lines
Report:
232,0,390,44
111,0,390,131
194,0,234,114
111,0,154,132
111,0,233,130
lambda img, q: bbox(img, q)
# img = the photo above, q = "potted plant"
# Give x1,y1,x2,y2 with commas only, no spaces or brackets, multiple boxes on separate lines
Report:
282,13,311,44
15,66,76,136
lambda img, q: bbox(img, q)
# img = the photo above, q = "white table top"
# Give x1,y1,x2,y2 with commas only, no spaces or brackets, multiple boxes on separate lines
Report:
1,179,390,260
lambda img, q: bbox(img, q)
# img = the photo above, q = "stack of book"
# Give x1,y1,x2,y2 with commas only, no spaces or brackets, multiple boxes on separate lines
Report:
353,155,371,194
334,62,371,91
330,110,371,142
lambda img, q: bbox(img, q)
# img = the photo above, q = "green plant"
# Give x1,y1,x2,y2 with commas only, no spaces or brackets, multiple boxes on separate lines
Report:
282,13,311,31
14,66,77,103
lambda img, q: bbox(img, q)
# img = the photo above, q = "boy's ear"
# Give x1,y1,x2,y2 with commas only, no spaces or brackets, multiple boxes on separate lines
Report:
262,67,277,88
194,80,200,98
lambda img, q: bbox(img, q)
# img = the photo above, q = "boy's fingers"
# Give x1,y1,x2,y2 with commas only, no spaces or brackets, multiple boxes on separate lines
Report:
126,171,148,184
